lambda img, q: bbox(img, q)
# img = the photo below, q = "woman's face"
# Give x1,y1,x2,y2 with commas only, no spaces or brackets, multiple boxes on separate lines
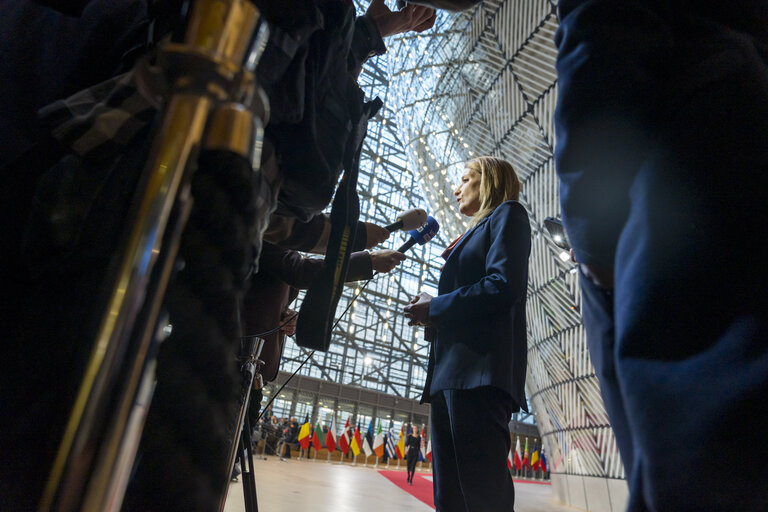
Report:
454,167,481,217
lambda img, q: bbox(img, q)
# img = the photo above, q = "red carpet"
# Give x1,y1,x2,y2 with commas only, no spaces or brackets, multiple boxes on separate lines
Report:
378,470,435,508
378,470,551,510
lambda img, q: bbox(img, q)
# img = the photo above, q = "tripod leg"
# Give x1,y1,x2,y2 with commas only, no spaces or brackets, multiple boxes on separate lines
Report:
241,416,259,512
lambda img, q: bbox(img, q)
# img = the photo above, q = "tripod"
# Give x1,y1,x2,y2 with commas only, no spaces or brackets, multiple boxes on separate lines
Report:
223,335,266,512
37,2,270,509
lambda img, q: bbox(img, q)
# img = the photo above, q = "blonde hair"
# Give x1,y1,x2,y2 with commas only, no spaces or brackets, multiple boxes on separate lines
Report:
466,156,521,226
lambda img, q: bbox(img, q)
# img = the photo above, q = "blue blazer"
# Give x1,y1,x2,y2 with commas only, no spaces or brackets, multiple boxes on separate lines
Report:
422,200,531,411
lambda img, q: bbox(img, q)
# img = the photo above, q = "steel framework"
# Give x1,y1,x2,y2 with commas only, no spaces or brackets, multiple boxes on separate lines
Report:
383,0,625,486
279,0,629,490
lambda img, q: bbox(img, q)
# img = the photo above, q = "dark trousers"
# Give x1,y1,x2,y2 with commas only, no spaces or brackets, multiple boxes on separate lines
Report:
556,2,768,508
565,30,768,511
406,450,419,478
579,272,634,483
430,386,515,512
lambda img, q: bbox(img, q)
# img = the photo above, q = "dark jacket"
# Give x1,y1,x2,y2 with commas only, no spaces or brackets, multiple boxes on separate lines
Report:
406,434,421,452
422,200,531,410
554,0,768,267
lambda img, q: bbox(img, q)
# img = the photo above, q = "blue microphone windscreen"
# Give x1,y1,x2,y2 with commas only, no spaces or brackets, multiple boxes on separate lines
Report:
409,216,440,245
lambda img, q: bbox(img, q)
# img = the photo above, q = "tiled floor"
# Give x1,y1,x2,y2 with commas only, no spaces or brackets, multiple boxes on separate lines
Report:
223,456,584,512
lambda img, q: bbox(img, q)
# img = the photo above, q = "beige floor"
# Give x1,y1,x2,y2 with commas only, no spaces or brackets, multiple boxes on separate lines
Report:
223,455,584,512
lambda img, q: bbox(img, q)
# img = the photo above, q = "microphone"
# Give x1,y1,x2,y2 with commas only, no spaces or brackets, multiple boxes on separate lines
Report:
397,216,440,253
384,208,427,232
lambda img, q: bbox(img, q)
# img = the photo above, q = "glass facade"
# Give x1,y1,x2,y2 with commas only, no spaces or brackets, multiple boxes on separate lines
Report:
382,0,625,486
279,2,622,506
278,3,451,402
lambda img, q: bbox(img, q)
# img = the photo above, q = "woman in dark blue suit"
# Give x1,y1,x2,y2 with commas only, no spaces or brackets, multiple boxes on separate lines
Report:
404,156,531,511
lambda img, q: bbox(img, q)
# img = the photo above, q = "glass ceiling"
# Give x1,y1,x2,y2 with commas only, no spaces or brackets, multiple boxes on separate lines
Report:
281,0,623,480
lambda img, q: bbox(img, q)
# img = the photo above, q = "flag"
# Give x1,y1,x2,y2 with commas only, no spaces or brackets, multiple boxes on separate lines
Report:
373,423,385,457
426,440,432,462
395,425,405,459
350,424,361,456
385,426,396,458
298,417,311,450
312,421,322,451
507,446,513,469
522,438,530,468
339,418,351,454
513,437,522,471
531,440,540,471
540,449,548,473
325,416,337,453
363,420,374,457
419,426,426,462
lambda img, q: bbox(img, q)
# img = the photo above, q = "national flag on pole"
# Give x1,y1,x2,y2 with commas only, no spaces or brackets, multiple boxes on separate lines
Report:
312,421,322,451
395,425,405,459
513,437,522,471
419,426,426,462
507,446,514,469
522,438,530,468
339,418,351,454
540,449,548,473
363,420,374,457
325,416,337,453
531,441,540,471
298,417,311,450
373,423,385,457
426,440,432,462
385,427,396,458
350,424,361,456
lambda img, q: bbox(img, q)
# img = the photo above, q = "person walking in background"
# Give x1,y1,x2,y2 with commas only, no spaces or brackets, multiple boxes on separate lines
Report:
403,156,531,511
283,417,299,460
405,425,421,485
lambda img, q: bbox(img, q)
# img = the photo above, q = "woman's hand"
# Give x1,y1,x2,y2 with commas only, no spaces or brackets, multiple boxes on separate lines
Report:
404,292,433,326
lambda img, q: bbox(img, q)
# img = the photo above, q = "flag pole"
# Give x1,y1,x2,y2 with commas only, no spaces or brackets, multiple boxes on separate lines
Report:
326,449,331,463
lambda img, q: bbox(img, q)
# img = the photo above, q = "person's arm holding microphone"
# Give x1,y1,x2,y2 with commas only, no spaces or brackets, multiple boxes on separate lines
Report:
242,232,407,382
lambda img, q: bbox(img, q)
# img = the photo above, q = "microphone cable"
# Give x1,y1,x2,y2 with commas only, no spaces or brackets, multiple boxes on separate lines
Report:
244,311,299,339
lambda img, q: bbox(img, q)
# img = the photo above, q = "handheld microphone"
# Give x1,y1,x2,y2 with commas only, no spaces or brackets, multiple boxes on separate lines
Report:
384,208,428,232
397,216,440,253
